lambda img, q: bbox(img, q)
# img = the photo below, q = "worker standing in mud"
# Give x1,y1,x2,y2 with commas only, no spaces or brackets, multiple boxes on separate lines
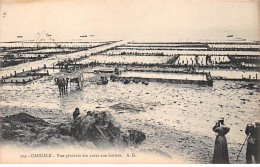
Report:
245,120,260,164
73,107,80,119
195,55,199,66
115,67,119,75
206,55,211,65
212,117,230,164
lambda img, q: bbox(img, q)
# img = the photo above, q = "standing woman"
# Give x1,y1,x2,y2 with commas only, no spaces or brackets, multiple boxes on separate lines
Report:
212,117,230,164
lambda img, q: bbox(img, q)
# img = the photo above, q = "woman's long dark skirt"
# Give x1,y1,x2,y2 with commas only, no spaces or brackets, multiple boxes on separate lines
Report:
213,135,230,164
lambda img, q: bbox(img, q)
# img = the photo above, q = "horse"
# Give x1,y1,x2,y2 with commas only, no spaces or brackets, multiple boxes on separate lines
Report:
70,73,83,89
54,77,69,96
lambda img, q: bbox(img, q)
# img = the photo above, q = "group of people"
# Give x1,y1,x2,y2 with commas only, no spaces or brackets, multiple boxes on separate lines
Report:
72,108,259,164
212,117,259,164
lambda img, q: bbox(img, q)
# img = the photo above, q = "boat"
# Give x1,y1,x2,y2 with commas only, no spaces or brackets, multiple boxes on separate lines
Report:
17,36,23,38
227,35,233,37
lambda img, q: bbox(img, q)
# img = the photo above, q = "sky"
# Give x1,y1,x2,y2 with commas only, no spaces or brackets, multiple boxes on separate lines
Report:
0,0,259,42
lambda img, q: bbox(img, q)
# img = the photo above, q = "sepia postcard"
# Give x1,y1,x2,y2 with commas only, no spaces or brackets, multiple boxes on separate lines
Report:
0,0,259,164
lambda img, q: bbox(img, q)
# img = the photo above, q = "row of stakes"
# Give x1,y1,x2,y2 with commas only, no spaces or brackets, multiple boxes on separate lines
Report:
1,61,89,81
176,59,257,68
1,61,259,82
2,76,41,83
1,64,50,83
177,56,228,65
242,74,258,80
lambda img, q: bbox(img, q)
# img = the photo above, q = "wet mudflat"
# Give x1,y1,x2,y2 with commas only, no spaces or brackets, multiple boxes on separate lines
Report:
0,71,259,163
1,40,259,163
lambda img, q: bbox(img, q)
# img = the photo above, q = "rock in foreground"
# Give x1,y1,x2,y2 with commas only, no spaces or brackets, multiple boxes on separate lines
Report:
0,111,146,148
